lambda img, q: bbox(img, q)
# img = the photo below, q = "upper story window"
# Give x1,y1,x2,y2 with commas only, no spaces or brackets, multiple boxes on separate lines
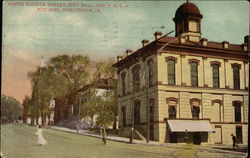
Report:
167,97,178,119
148,59,154,86
169,106,176,119
132,65,140,91
192,106,200,119
190,62,198,86
121,72,126,95
190,98,200,119
167,59,176,85
232,64,241,89
211,64,220,88
233,101,242,122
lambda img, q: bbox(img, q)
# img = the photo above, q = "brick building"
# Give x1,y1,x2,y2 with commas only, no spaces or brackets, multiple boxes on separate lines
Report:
113,2,248,145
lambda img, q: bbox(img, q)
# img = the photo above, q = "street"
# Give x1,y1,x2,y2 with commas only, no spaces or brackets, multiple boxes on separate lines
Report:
1,124,247,158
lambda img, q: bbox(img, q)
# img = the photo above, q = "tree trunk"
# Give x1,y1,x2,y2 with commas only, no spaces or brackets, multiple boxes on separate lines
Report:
112,116,117,129
41,107,44,126
90,115,94,127
35,108,39,125
102,126,107,145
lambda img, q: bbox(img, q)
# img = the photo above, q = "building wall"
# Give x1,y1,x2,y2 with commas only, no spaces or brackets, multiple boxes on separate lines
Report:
117,51,248,145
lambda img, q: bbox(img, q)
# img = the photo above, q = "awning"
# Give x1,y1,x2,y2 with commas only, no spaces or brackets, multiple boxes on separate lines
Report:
167,120,214,132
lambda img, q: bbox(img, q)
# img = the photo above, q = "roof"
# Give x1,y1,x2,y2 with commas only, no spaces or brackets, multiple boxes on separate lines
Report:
174,2,202,21
167,120,214,132
113,34,248,69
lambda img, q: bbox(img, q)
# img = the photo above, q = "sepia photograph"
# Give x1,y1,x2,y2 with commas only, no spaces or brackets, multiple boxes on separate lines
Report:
1,0,249,158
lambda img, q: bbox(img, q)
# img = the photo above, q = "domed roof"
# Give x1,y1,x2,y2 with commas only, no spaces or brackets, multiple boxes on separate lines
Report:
174,2,202,20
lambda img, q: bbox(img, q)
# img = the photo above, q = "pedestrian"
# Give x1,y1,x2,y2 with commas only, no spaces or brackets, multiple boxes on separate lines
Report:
35,125,47,146
184,130,189,144
231,134,238,148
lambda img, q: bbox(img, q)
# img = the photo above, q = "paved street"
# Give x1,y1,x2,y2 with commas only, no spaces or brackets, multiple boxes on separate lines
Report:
1,124,247,158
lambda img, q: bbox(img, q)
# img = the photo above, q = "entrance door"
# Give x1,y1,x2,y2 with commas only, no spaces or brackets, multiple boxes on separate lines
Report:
170,132,177,143
236,126,243,143
214,126,222,144
193,132,201,145
150,125,154,140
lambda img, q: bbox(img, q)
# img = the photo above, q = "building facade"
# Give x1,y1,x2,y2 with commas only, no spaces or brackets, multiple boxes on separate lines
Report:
113,2,248,145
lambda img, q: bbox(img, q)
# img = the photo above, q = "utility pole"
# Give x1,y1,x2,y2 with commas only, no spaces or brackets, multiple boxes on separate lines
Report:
146,67,150,143
130,83,135,143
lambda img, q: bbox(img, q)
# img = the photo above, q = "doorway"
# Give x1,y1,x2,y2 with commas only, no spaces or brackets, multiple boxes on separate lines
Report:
193,132,201,145
236,126,243,144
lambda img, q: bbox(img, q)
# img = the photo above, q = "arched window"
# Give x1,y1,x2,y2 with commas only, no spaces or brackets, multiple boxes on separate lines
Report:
212,64,220,88
132,65,140,91
190,99,200,119
121,72,126,95
166,97,178,118
232,65,240,89
190,62,198,86
233,101,242,122
167,59,176,85
148,59,154,86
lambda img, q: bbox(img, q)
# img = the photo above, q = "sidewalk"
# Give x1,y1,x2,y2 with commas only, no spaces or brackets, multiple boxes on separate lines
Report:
49,126,247,155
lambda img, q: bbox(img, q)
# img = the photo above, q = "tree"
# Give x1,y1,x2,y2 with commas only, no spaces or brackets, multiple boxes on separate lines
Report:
1,95,22,122
95,90,117,145
22,96,32,124
27,54,93,125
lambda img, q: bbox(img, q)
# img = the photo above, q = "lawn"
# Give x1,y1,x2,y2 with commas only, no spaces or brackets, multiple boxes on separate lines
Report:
1,124,245,158
1,124,179,158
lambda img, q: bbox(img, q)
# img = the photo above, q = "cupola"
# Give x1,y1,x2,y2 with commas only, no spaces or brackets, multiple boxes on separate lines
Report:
173,2,203,42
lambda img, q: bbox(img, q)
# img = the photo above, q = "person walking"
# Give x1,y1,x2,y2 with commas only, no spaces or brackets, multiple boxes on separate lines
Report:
35,125,47,146
231,134,238,148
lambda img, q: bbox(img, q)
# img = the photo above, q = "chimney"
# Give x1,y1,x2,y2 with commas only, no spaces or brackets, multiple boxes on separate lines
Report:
126,49,133,56
141,39,149,47
222,41,229,49
180,36,186,44
241,44,247,51
200,38,208,46
244,35,249,44
154,31,162,40
117,56,123,62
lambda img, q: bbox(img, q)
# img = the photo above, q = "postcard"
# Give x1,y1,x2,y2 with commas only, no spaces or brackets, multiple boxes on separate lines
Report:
1,1,248,158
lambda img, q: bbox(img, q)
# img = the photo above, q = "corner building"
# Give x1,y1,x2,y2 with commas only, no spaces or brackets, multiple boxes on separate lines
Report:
113,2,248,145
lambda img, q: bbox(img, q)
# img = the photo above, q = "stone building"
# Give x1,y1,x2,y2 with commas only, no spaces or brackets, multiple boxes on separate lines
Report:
113,2,248,145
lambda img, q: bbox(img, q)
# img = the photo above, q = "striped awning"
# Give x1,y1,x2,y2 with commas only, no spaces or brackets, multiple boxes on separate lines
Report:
167,120,214,132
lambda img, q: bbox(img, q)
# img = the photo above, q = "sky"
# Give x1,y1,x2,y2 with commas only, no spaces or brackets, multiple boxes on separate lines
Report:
2,0,249,102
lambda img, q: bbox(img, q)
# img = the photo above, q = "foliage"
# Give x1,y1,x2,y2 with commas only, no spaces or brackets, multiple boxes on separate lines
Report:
95,90,116,128
1,95,22,121
22,95,32,123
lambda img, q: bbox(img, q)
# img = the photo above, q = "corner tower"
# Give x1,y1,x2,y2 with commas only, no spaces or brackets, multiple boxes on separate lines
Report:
173,2,203,42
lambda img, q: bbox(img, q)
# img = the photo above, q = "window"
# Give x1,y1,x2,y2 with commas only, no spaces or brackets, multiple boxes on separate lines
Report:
212,64,220,88
233,66,240,89
148,59,154,86
149,99,154,123
236,126,243,143
188,20,199,32
122,106,126,126
168,59,175,85
234,101,242,122
134,100,141,124
121,72,126,95
132,65,140,91
192,106,200,119
190,62,198,86
169,106,176,118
